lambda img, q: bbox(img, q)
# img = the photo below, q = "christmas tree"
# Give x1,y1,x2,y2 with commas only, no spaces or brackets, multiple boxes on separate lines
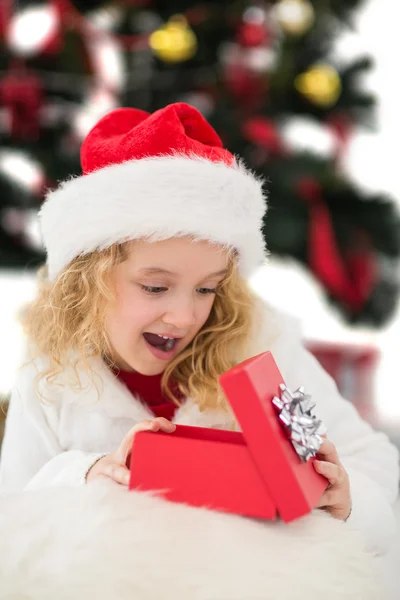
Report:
1,0,399,325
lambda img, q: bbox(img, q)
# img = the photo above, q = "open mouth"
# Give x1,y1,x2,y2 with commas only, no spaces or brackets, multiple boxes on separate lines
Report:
143,332,179,353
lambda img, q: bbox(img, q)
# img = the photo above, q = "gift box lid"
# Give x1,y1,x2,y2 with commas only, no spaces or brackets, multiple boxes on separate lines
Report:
219,351,328,522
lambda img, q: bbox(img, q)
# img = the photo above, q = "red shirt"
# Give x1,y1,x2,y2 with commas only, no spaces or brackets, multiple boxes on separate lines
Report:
116,369,181,421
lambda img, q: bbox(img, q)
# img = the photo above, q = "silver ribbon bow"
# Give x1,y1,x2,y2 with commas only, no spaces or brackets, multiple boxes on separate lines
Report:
272,384,327,462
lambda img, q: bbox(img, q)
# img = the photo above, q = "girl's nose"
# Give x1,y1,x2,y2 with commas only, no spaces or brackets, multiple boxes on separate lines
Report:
161,296,197,331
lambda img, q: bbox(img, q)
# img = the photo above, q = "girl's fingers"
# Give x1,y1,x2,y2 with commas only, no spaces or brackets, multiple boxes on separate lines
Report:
115,420,154,464
314,460,349,509
314,460,343,486
154,417,176,433
315,487,339,508
115,418,176,464
102,463,131,486
317,439,341,466
313,442,352,520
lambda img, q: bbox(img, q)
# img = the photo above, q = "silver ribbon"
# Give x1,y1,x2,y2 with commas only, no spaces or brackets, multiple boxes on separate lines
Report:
272,384,327,462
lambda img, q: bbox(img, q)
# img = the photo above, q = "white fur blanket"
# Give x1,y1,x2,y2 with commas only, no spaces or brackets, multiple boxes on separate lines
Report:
0,481,380,600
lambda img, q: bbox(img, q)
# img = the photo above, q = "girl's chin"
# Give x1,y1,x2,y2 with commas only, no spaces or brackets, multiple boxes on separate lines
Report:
111,355,135,372
112,360,164,376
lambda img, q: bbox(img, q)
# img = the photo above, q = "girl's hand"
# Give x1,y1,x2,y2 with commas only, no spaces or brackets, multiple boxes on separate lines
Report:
86,417,176,486
314,438,352,521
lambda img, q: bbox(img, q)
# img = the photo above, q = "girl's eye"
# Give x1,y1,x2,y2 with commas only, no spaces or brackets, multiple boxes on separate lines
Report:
140,285,217,295
141,285,167,294
197,287,217,295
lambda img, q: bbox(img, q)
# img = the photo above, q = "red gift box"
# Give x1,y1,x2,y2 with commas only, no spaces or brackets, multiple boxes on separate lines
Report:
129,351,328,522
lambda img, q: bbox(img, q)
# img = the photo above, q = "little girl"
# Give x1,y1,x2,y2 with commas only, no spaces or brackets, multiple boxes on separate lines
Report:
0,103,398,555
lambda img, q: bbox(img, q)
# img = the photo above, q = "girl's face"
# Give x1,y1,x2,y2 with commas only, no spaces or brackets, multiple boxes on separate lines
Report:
105,237,229,375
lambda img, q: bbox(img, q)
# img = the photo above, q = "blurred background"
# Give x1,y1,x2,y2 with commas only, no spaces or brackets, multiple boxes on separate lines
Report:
1,0,400,458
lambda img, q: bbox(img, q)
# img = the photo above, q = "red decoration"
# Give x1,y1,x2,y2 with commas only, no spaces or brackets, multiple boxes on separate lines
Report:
0,66,43,141
242,116,283,154
297,177,376,313
39,23,63,56
129,351,328,523
307,341,379,423
224,64,266,110
237,22,269,48
5,0,62,56
0,0,12,40
327,114,353,164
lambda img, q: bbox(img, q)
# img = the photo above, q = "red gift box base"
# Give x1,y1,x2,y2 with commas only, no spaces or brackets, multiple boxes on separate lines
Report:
129,424,277,520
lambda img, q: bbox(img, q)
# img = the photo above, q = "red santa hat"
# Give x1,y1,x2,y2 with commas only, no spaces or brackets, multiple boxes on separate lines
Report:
40,102,267,281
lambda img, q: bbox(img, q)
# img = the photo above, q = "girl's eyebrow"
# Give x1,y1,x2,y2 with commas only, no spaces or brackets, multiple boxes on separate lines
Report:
137,267,228,278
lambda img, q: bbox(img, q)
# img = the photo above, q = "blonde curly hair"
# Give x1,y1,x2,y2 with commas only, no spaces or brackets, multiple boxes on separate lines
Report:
21,240,257,412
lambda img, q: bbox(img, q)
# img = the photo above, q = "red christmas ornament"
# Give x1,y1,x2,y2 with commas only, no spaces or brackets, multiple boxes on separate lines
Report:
237,22,269,48
224,64,266,111
242,116,283,154
0,67,43,141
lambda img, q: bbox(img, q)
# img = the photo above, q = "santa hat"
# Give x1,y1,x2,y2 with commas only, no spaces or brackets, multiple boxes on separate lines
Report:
40,102,267,281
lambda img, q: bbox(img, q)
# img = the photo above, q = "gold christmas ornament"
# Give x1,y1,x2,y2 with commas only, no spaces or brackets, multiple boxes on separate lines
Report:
273,0,315,36
149,15,197,63
294,64,342,107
